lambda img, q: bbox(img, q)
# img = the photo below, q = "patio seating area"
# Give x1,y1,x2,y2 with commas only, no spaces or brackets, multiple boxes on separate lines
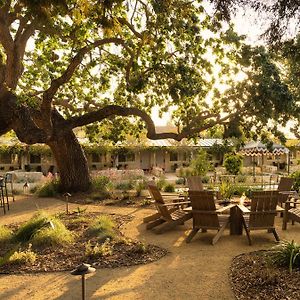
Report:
0,194,299,299
145,176,298,247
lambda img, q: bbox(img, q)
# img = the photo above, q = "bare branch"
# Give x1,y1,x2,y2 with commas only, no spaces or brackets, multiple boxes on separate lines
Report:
130,0,138,24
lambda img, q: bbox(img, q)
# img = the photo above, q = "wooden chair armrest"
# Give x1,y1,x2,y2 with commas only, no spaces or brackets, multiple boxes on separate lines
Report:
160,201,191,207
216,204,235,213
276,205,284,212
278,191,298,195
285,200,300,204
191,210,220,214
237,204,250,213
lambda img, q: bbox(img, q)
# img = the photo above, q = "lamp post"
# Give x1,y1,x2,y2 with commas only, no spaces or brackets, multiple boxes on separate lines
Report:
63,193,71,214
71,263,96,300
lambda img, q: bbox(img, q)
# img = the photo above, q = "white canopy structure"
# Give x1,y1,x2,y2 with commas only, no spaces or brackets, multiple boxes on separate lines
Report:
239,141,289,156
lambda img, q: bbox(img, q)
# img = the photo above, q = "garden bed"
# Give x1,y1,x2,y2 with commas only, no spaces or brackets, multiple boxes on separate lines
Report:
0,211,167,274
60,193,155,208
230,250,300,300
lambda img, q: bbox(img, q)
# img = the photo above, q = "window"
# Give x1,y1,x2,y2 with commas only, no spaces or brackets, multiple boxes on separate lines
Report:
118,153,135,162
183,152,188,161
92,153,101,163
0,153,11,164
118,153,126,162
30,154,41,164
126,153,135,162
170,152,178,161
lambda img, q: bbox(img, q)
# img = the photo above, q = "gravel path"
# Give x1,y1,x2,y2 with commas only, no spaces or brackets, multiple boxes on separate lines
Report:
0,195,299,300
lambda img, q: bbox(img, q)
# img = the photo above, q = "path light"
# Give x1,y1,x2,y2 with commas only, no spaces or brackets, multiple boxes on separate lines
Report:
71,263,96,300
63,193,71,214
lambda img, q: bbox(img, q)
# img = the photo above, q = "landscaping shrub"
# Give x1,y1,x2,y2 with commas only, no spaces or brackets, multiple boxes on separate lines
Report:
219,183,250,199
236,174,246,183
115,181,134,190
156,176,167,190
0,226,12,244
164,183,175,193
223,153,243,175
270,240,300,273
13,211,73,248
14,212,50,243
91,176,112,200
140,198,152,206
133,241,148,254
201,175,210,184
85,239,112,258
290,171,300,192
87,215,116,241
219,182,232,199
31,218,74,248
230,185,250,196
0,244,36,266
92,175,111,190
134,180,146,196
178,167,193,178
175,178,185,185
36,180,60,197
190,148,211,176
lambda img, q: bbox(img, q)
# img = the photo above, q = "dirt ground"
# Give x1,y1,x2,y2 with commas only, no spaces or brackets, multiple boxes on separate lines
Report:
0,195,299,300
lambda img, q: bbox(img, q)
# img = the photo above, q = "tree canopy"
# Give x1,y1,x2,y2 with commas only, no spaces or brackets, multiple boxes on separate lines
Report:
0,0,299,191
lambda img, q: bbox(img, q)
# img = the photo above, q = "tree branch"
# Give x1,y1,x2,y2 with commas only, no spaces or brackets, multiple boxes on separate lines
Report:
64,105,242,141
0,16,13,54
41,37,131,123
118,17,143,39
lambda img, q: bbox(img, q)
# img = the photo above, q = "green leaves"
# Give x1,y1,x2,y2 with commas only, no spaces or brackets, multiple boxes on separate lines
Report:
2,0,298,143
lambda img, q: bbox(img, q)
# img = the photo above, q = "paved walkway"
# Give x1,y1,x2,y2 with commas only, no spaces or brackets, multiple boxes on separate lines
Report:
0,196,299,299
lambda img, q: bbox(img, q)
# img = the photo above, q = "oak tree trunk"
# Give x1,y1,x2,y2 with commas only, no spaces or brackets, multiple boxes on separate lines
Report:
48,131,91,192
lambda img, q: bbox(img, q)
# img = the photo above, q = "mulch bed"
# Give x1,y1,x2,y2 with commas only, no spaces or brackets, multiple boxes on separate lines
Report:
58,193,155,209
230,250,300,300
0,212,167,274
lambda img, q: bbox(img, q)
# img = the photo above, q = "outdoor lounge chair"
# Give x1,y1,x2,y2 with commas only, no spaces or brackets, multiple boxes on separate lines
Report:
146,181,192,234
282,193,300,230
186,190,231,245
239,191,280,245
187,176,204,191
143,181,187,224
277,177,294,205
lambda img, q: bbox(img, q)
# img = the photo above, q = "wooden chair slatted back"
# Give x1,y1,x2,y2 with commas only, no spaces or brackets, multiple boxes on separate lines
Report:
148,181,172,220
277,177,294,204
188,190,219,228
187,176,204,191
250,191,278,228
278,177,294,191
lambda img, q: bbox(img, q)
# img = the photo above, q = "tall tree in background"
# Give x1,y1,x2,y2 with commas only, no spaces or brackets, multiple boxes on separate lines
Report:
0,0,297,191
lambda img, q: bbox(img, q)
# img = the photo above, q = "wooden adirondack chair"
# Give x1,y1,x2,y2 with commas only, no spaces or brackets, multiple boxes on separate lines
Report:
239,191,280,245
187,176,204,191
282,194,300,230
277,177,294,205
186,190,231,245
143,181,188,224
146,182,192,234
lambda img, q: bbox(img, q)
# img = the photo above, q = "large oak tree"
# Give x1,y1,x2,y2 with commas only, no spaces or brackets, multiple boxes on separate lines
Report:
0,0,297,191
